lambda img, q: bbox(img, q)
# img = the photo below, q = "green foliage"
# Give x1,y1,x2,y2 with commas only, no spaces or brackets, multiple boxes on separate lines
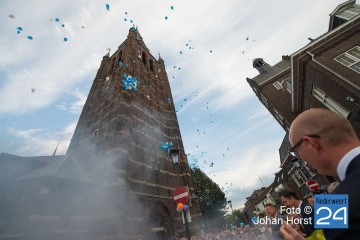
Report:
225,209,247,227
190,167,227,221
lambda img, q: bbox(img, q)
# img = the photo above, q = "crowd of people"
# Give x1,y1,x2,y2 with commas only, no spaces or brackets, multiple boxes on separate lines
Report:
180,225,279,240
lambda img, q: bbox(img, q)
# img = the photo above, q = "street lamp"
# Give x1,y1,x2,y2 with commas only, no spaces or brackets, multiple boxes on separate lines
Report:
227,200,234,213
227,200,237,226
169,148,191,240
170,148,180,184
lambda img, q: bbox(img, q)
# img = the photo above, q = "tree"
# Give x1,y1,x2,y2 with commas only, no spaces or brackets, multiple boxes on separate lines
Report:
225,209,248,227
190,166,227,231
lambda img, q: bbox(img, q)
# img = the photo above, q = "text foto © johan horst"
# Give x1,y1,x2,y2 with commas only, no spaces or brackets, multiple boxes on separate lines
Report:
253,215,313,225
253,206,313,225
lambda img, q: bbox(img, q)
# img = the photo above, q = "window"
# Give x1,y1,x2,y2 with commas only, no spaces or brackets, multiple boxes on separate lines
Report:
142,52,147,66
284,78,292,93
337,6,360,20
312,85,350,118
334,46,360,73
260,94,269,108
273,81,283,90
274,108,284,124
150,59,154,72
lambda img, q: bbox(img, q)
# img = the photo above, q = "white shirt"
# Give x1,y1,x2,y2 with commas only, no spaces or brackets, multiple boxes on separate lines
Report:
337,146,360,181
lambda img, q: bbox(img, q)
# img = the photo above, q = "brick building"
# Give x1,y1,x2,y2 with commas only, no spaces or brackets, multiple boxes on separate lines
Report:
245,0,360,209
0,28,203,240
67,27,204,239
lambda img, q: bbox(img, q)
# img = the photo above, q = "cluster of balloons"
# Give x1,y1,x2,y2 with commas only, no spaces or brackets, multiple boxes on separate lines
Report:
122,74,140,91
176,203,189,212
161,141,173,152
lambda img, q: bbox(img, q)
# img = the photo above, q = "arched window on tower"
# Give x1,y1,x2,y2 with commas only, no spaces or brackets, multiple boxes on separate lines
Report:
142,52,147,66
150,59,154,72
119,50,123,61
110,57,116,70
118,50,123,67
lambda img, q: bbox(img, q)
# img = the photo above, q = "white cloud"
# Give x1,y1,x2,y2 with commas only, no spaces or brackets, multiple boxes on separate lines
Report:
6,121,76,156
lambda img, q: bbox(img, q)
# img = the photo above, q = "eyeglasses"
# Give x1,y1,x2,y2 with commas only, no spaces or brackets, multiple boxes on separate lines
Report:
288,134,320,158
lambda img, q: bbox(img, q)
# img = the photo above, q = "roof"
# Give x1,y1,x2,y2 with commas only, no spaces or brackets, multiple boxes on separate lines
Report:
0,153,91,183
18,155,92,183
250,58,290,86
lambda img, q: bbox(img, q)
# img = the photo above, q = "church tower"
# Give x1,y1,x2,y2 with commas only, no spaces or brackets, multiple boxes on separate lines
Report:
67,27,203,239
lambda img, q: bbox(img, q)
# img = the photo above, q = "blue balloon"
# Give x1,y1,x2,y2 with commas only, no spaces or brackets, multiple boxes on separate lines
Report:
17,30,20,34
55,18,59,22
124,18,127,21
165,16,168,20
61,24,65,27
17,27,23,31
171,6,174,10
64,37,68,42
27,36,33,40
106,4,110,11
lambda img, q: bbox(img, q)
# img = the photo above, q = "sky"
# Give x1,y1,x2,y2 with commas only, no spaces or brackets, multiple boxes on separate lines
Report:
0,0,350,210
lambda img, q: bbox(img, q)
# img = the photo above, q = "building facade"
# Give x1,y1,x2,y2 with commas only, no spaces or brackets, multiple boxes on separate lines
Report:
245,0,360,209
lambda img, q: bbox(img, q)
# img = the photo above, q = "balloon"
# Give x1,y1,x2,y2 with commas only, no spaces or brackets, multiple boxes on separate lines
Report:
55,18,60,22
177,203,184,211
124,18,127,21
27,36,33,40
63,37,68,42
171,6,174,10
17,31,20,34
61,24,65,27
165,16,168,20
17,27,23,31
31,88,35,93
183,205,189,211
9,14,15,19
106,4,110,11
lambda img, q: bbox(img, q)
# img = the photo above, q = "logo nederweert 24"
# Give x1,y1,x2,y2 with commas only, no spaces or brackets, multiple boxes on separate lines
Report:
314,194,348,229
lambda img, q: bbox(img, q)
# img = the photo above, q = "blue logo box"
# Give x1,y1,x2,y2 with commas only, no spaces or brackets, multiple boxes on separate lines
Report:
314,194,348,229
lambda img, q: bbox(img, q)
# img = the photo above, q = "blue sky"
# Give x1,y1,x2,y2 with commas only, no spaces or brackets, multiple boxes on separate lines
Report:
0,0,348,210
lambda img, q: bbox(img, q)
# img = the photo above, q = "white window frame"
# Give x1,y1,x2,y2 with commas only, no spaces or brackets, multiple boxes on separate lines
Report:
273,108,284,124
312,85,350,118
273,81,283,90
334,46,360,74
260,94,269,108
284,78,292,93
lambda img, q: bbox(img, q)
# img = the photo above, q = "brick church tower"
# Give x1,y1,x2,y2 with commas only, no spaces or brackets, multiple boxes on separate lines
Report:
67,27,203,239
